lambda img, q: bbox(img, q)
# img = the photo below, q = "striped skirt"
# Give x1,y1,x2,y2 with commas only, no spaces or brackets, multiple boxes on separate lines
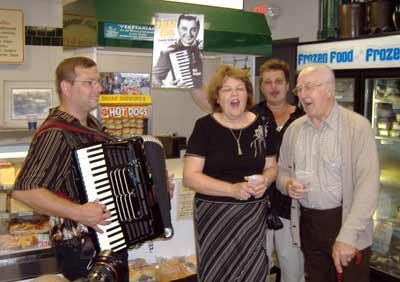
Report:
194,197,269,282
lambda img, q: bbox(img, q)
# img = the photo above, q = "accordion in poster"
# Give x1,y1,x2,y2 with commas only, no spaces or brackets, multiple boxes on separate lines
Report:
152,13,204,89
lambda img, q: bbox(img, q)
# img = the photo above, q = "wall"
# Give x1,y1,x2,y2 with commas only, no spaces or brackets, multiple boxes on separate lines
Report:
244,0,319,42
0,0,216,138
0,0,320,135
0,0,67,128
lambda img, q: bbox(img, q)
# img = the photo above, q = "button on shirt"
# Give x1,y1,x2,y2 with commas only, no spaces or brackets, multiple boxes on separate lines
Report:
294,102,343,210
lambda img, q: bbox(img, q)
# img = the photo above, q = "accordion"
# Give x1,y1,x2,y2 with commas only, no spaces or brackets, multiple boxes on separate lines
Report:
169,49,195,88
74,135,173,253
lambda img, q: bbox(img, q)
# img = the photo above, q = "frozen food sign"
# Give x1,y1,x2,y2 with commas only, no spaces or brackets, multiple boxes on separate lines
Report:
297,34,400,70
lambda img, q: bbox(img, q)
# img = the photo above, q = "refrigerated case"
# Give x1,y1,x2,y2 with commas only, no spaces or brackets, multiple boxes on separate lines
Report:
368,76,400,280
297,34,400,281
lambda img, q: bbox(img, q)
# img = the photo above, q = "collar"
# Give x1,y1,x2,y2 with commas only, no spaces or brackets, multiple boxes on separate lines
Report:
304,102,340,130
48,107,100,130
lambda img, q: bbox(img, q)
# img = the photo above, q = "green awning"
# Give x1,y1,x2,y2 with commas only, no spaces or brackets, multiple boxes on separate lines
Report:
63,0,272,56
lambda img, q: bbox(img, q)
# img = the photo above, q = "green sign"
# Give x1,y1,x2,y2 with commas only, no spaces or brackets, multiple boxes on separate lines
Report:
104,23,154,41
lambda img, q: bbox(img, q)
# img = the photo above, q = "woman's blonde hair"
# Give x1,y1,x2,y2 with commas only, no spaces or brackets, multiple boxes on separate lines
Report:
207,65,254,113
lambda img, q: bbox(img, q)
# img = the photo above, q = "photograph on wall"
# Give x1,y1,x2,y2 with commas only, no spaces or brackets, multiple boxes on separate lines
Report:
99,72,151,138
152,13,204,89
100,72,150,95
11,88,52,119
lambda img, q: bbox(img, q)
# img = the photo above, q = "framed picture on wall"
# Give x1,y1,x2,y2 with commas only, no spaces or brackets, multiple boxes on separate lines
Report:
11,88,53,120
1,80,58,128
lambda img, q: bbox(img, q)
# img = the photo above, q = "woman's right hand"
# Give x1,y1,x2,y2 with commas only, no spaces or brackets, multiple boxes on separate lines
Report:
232,182,254,201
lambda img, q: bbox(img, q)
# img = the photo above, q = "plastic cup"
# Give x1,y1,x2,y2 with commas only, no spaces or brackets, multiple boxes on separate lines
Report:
248,175,264,184
295,170,314,191
27,114,37,131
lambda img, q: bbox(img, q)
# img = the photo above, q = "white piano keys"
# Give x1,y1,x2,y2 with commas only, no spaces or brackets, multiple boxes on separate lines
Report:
169,49,195,88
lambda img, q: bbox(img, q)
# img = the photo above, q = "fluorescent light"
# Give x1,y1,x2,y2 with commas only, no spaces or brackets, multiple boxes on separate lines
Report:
162,0,243,10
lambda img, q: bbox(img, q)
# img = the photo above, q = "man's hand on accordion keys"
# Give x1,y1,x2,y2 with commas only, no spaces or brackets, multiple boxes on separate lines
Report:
78,199,111,233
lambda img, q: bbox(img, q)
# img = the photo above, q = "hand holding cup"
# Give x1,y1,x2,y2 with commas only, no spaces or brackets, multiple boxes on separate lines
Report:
287,170,314,199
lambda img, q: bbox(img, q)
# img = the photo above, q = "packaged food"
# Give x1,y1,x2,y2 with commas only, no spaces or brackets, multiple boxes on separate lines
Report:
390,130,400,138
128,259,157,282
0,162,16,187
0,233,50,251
379,129,390,136
9,214,50,235
392,122,400,130
377,121,391,130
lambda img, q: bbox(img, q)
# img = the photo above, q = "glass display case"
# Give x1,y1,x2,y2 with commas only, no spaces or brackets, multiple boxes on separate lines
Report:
335,77,355,111
369,78,400,280
0,132,58,281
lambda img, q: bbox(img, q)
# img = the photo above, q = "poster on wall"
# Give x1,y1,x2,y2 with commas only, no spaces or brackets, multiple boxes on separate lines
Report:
99,72,152,138
0,9,24,64
152,13,204,89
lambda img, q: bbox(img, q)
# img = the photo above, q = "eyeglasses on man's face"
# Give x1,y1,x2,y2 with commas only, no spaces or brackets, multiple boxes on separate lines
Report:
292,82,327,96
72,79,102,88
263,78,286,87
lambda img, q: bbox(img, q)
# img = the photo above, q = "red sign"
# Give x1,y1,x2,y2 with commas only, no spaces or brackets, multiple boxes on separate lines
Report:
252,5,267,14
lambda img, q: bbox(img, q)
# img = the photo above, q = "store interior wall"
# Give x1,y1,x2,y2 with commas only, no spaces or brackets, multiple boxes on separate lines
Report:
0,0,319,138
244,0,319,42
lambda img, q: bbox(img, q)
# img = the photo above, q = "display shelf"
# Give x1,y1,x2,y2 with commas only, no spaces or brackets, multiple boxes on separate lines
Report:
0,184,13,192
0,247,58,282
374,98,400,105
376,136,400,143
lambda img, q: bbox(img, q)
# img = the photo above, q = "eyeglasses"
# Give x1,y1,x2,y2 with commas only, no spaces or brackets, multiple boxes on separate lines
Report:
72,79,102,88
292,82,327,96
220,86,247,94
263,79,286,87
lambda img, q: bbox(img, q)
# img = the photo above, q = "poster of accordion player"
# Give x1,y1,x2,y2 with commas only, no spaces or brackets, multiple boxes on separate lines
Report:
152,13,204,89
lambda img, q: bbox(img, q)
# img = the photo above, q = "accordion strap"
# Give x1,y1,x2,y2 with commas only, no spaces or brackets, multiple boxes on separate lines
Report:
33,118,112,141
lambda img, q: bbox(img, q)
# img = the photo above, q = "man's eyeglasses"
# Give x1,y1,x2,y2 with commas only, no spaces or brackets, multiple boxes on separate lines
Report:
263,79,286,87
72,79,102,88
292,82,327,96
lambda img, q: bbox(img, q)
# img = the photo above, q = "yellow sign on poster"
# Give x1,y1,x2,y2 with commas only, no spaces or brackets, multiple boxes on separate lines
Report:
99,94,152,105
0,9,24,64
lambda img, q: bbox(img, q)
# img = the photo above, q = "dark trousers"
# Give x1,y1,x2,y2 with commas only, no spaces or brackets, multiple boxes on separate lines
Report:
300,206,371,282
54,236,129,282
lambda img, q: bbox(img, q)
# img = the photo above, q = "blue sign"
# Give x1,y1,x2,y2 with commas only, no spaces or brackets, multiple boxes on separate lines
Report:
104,23,154,41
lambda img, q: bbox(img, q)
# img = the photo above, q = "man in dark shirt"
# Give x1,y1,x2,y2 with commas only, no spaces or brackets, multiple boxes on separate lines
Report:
252,58,305,282
12,57,173,281
152,14,203,88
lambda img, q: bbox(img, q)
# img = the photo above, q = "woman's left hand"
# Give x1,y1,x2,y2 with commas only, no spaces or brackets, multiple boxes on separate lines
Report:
245,175,269,198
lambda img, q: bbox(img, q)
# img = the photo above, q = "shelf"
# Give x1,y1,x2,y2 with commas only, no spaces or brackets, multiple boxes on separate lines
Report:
0,245,52,258
375,136,400,143
0,185,13,192
374,98,400,105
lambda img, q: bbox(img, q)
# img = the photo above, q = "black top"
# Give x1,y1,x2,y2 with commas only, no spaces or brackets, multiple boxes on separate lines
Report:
186,113,277,203
252,101,305,219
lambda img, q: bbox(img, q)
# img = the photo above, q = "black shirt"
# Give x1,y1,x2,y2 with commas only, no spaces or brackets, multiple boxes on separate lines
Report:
252,102,304,219
186,113,277,203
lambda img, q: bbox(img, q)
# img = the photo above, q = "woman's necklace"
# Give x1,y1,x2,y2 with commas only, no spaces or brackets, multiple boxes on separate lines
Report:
229,128,243,156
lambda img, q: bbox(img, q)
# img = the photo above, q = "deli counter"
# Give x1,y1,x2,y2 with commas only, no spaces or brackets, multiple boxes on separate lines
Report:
0,131,58,282
1,129,400,281
0,131,196,282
